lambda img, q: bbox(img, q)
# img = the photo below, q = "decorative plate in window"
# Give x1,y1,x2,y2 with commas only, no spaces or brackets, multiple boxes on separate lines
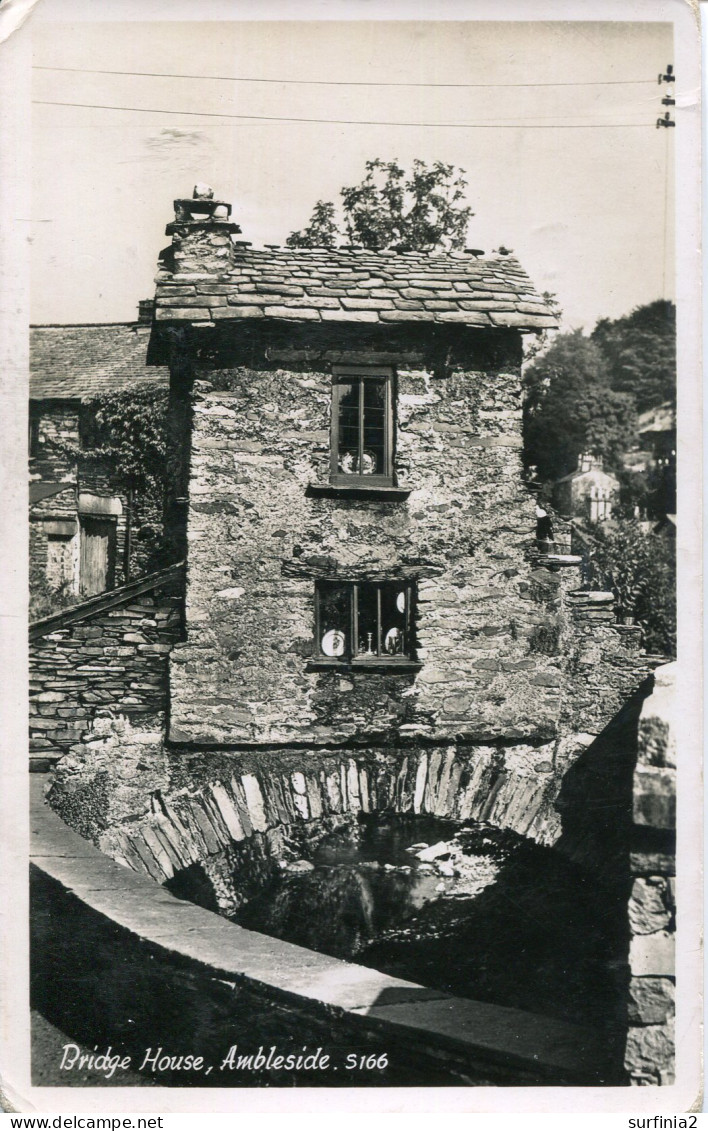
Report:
321,629,346,657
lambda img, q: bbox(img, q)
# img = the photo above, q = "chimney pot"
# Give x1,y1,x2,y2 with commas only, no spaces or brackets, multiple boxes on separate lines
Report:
137,298,154,325
193,183,214,200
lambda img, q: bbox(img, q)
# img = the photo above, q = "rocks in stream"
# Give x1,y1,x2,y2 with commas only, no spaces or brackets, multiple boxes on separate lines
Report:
415,841,452,863
281,859,315,874
402,834,503,897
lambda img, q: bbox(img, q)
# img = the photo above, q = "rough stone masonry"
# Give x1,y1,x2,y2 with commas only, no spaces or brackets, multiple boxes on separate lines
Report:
45,186,671,1084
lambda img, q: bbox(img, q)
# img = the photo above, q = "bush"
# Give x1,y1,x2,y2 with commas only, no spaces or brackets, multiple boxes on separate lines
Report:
29,571,77,622
581,520,676,656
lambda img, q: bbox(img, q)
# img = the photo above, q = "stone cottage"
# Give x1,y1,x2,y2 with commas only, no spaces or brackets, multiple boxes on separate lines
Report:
553,452,619,524
42,188,673,1086
148,187,585,753
29,310,168,600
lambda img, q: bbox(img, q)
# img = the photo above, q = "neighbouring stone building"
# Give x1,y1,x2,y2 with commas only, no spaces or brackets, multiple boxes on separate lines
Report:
637,401,676,468
42,187,674,1086
29,310,169,601
553,452,619,523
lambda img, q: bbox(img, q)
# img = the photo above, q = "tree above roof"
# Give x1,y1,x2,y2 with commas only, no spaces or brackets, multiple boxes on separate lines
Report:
591,300,676,412
287,158,473,252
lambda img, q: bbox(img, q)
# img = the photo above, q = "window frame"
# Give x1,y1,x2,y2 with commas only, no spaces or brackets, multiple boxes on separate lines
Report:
312,578,419,672
29,412,40,457
330,365,394,486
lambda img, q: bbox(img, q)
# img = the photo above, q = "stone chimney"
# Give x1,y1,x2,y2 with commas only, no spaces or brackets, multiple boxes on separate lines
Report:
578,452,602,473
137,298,154,325
164,184,241,275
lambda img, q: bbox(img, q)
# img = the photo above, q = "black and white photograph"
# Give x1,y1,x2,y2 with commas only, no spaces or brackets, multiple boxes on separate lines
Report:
0,0,702,1116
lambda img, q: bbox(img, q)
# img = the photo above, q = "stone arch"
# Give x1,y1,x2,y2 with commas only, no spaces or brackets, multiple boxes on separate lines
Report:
99,743,566,885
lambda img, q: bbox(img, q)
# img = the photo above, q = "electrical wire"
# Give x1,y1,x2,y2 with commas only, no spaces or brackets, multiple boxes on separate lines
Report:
32,64,657,89
32,100,655,128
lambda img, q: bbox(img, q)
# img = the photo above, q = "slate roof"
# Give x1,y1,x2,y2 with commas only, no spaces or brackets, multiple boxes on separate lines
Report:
30,324,169,402
29,482,73,504
637,401,676,436
556,466,619,485
154,245,558,331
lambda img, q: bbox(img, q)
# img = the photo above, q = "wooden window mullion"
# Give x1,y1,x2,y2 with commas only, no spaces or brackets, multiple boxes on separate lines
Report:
384,377,391,479
331,379,340,479
330,366,394,486
376,585,382,657
352,583,359,658
358,379,364,475
405,584,411,658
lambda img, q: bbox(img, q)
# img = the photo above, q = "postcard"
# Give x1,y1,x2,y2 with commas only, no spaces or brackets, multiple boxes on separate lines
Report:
0,0,701,1117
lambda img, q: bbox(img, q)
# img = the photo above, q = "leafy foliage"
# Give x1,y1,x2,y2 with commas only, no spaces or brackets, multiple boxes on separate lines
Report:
615,463,676,522
79,383,168,483
29,569,77,622
523,291,563,365
287,159,472,252
77,383,171,576
582,520,676,656
523,331,637,482
591,300,676,411
285,200,338,249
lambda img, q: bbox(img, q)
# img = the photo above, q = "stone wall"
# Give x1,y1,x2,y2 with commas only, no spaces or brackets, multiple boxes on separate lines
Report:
29,490,77,589
560,581,650,734
29,400,132,594
30,572,183,763
29,403,78,484
66,740,563,879
49,721,635,887
171,342,574,748
47,666,675,1089
624,662,676,1085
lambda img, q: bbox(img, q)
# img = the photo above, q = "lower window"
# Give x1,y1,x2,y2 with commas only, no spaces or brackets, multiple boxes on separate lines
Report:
315,580,415,665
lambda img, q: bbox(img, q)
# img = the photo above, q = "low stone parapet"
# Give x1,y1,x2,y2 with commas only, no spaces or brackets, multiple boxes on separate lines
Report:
30,776,614,1087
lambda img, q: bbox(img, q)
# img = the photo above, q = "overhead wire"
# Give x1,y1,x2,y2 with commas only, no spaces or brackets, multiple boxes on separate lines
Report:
32,100,656,128
32,64,656,89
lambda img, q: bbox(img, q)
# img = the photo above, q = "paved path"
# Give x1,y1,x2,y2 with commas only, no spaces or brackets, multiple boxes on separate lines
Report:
31,1013,150,1088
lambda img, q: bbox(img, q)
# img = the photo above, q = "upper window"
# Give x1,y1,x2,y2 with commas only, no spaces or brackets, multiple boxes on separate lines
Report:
314,579,416,667
331,366,393,485
29,413,40,457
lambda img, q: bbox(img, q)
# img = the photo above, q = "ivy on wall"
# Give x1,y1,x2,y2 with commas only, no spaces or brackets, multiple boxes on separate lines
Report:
80,383,172,576
54,383,172,582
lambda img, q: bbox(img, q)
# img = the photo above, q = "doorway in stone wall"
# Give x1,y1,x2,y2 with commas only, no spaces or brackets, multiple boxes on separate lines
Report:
79,516,116,596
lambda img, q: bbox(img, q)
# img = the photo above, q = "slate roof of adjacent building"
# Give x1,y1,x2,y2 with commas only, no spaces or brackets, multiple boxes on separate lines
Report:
637,401,676,436
29,482,73,505
556,466,619,485
154,245,559,331
30,324,169,402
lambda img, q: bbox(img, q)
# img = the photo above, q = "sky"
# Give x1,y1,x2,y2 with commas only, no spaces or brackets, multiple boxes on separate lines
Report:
29,12,675,331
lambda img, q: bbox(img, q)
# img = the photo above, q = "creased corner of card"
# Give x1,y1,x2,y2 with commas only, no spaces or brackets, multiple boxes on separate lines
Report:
0,0,42,48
